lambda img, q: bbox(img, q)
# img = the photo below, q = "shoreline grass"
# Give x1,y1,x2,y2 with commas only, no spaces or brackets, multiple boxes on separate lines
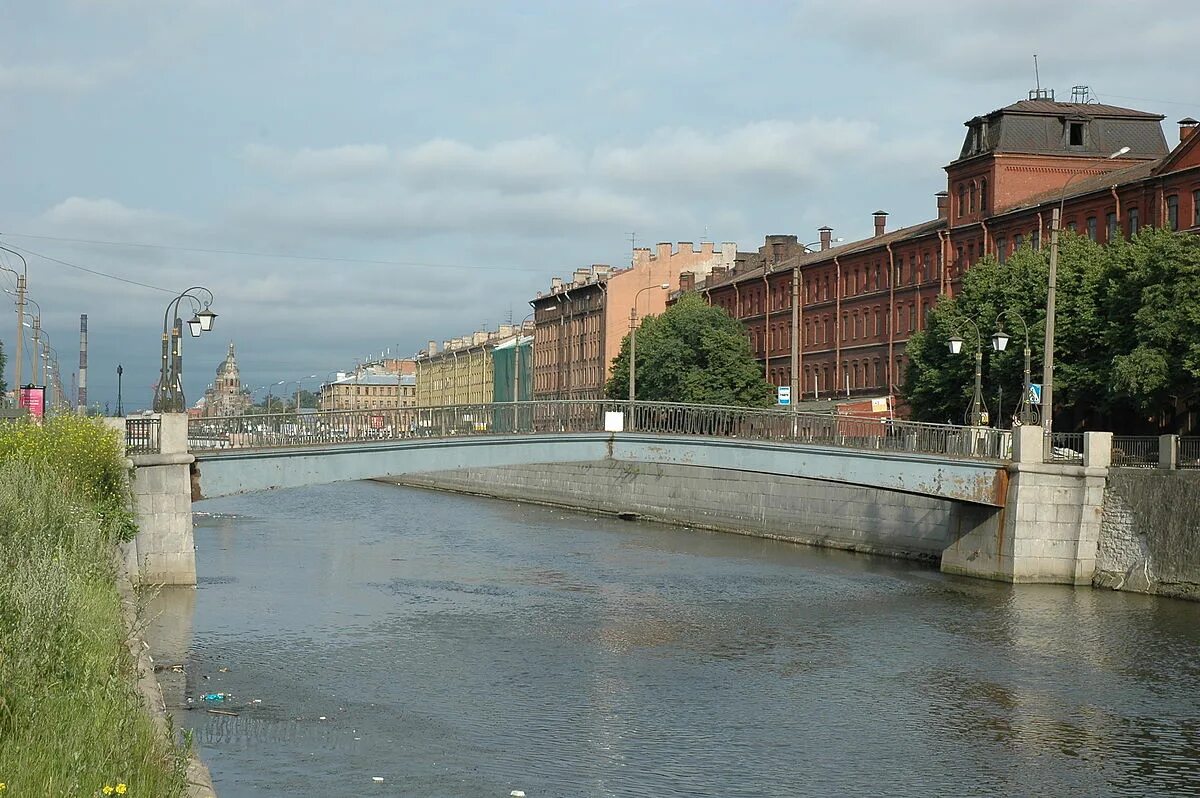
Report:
0,417,187,796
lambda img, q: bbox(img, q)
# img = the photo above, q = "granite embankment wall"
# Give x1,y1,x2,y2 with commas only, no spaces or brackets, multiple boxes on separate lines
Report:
387,459,998,562
1096,469,1200,601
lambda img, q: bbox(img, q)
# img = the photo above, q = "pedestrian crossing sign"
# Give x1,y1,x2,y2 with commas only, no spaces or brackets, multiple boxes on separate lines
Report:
1029,383,1043,405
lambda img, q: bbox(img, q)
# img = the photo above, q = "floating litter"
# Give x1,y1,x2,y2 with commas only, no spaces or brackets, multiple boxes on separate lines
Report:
511,792,526,797
319,716,327,720
372,776,384,783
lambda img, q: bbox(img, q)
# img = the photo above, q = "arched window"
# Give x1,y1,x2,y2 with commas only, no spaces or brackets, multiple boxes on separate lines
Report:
980,178,988,213
958,183,967,217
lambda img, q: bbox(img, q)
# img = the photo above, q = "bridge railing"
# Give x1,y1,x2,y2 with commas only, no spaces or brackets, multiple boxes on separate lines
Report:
188,400,1010,462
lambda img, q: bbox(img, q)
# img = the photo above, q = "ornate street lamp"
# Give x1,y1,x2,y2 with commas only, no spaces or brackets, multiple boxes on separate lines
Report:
993,311,1035,426
948,317,987,427
154,286,217,413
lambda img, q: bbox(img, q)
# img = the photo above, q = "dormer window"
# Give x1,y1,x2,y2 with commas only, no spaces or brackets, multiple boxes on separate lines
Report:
1069,120,1085,146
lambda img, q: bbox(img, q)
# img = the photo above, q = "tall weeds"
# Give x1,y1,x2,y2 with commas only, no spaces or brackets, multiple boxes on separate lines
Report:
0,419,186,796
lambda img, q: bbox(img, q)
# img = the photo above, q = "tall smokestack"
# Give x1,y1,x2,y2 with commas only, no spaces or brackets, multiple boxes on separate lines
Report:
78,314,88,413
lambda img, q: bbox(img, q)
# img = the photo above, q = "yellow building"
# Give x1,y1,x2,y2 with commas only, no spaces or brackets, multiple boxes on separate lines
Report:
415,326,528,407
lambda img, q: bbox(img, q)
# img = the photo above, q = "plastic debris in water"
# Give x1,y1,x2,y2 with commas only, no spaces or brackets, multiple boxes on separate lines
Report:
201,693,226,702
372,777,384,783
511,791,526,797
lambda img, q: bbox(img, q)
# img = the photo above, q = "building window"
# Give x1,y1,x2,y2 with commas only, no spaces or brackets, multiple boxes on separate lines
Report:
1069,121,1084,146
1031,228,1040,250
1086,216,1098,241
1128,207,1140,236
996,237,1007,264
1067,220,1078,233
1107,212,1118,242
1014,234,1024,250
980,178,988,213
1167,195,1179,231
969,182,977,213
958,183,966,217
1194,189,1200,228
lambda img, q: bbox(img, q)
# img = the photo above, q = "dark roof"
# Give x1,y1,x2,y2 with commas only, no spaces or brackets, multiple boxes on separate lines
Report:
988,99,1164,121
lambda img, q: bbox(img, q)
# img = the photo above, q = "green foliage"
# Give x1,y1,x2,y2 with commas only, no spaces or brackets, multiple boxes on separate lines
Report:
0,459,188,795
903,228,1200,431
1103,227,1200,415
0,414,135,540
0,338,6,397
606,292,775,407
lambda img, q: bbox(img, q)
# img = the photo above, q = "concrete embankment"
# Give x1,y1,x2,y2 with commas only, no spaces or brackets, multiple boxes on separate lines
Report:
1096,469,1200,601
383,458,997,564
117,548,217,797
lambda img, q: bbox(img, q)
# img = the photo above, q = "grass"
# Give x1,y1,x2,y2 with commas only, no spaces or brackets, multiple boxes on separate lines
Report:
0,419,188,797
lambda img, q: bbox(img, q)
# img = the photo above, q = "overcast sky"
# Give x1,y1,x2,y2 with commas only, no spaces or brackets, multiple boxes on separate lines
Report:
2,0,1198,411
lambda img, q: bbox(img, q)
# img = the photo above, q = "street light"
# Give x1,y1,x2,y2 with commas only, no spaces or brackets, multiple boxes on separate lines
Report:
948,317,987,427
291,374,317,412
154,286,217,413
628,283,670,404
1043,145,1130,441
116,364,124,416
0,243,28,393
992,311,1035,426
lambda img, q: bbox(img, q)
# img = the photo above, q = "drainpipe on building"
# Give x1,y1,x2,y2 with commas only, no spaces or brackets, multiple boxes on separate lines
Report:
886,242,896,397
791,266,801,402
1036,212,1044,250
1111,186,1122,232
980,219,990,257
763,270,771,381
937,229,950,296
833,254,843,393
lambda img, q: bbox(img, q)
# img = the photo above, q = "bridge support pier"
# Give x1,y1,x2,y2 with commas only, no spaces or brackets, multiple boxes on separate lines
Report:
127,414,196,586
942,426,1111,584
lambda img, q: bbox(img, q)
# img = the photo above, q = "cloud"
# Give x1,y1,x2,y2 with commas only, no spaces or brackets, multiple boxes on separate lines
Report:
241,143,392,181
0,62,124,93
595,119,875,188
41,197,195,239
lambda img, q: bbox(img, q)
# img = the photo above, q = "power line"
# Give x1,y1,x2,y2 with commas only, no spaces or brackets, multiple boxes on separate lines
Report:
1,243,177,294
0,231,545,273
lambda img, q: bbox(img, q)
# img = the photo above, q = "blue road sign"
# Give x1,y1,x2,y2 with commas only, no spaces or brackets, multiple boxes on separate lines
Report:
1029,383,1043,405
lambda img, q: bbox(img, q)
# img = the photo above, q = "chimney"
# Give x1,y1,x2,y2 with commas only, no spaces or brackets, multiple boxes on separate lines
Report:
656,242,672,260
873,210,889,237
936,192,949,220
427,340,437,356
551,276,563,292
818,226,833,251
573,267,591,285
700,241,715,255
711,265,727,278
1180,117,1199,143
679,271,695,292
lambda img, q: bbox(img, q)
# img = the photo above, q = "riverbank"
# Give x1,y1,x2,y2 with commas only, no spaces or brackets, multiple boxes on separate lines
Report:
0,417,191,795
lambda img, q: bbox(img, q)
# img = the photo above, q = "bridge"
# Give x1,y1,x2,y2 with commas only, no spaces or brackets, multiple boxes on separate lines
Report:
120,401,1112,592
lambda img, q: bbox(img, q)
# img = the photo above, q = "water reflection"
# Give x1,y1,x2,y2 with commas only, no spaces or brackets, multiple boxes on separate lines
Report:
145,481,1200,798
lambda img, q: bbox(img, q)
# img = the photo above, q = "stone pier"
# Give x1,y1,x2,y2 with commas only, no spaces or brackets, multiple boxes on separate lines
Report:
123,414,196,586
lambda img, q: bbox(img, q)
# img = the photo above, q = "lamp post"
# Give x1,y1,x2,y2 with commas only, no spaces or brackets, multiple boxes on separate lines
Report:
1043,145,1130,442
0,244,28,394
116,364,124,416
628,283,670,404
948,317,987,427
21,296,43,386
291,375,317,412
154,287,217,412
992,312,1034,426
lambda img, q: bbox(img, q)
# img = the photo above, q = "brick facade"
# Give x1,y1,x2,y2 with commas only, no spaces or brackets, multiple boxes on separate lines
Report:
687,99,1200,409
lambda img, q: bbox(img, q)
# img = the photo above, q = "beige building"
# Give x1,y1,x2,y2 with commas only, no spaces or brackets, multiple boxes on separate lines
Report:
530,242,736,399
319,373,416,411
415,325,527,407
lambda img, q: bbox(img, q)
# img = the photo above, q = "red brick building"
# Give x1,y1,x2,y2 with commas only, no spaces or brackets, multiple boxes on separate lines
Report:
687,95,1200,410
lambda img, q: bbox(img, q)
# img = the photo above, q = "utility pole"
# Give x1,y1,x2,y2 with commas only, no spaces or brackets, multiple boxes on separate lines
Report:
78,314,88,413
116,364,124,416
15,275,24,391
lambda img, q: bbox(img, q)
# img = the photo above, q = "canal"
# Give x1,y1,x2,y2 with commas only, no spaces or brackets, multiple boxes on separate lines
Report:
146,480,1200,797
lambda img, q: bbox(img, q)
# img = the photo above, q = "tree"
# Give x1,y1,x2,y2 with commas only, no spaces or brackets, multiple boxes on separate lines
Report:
605,292,775,407
1103,227,1200,427
904,232,1108,427
0,339,6,400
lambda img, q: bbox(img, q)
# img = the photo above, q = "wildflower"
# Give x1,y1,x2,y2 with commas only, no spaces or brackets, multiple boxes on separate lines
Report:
103,786,114,796
116,785,128,795
0,782,7,791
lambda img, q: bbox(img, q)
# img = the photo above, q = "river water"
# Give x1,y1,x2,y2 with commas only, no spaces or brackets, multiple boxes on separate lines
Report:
146,480,1200,797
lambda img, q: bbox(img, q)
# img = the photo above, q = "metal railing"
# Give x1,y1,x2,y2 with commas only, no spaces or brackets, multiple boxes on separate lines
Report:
187,400,1011,463
1179,437,1200,470
1111,435,1159,468
1046,431,1084,463
126,417,161,455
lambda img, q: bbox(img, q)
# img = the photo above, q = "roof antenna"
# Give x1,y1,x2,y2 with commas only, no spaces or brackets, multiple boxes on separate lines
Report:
1028,54,1053,101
